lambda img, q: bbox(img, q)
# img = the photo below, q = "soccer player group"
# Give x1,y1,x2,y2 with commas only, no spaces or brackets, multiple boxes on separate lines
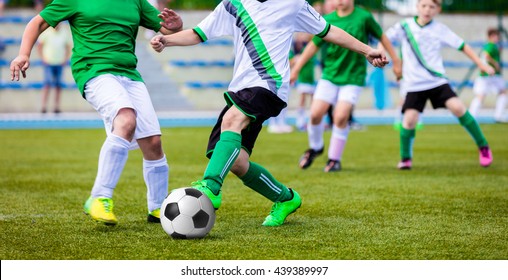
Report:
10,0,501,228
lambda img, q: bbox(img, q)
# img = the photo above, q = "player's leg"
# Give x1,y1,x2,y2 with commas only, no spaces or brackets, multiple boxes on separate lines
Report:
230,138,299,226
41,65,51,113
445,96,492,167
128,79,169,223
398,90,426,170
192,105,249,210
83,75,137,225
493,77,507,122
325,85,361,172
299,79,337,169
495,92,507,122
469,76,488,118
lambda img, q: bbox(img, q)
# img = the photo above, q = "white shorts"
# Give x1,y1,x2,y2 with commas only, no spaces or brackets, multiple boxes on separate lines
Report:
473,76,506,96
313,79,362,105
84,74,161,150
297,83,316,95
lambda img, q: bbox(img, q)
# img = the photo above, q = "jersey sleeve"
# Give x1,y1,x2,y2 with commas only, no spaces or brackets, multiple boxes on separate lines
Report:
385,22,404,44
439,23,464,50
139,0,162,32
365,12,383,39
193,2,235,42
294,1,330,38
39,0,77,28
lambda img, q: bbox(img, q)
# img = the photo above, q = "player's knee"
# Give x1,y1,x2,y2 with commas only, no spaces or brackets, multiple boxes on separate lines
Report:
114,108,137,136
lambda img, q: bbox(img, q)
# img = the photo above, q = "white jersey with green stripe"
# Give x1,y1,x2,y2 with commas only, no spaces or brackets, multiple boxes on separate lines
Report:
193,0,330,103
386,17,465,93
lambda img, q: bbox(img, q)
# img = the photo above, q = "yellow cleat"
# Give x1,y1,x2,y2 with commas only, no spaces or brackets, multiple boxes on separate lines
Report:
84,196,118,226
147,208,161,223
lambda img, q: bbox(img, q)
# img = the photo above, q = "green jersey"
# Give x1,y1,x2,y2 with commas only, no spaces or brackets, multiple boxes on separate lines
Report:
313,7,383,86
290,45,316,85
39,0,162,95
480,42,501,76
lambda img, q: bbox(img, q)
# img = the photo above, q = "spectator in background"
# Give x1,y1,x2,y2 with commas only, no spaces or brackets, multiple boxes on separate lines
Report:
37,23,72,113
469,27,507,123
0,0,8,17
34,0,44,12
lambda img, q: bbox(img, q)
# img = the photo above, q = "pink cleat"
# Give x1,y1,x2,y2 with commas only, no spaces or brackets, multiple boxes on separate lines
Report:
479,146,493,167
397,159,412,170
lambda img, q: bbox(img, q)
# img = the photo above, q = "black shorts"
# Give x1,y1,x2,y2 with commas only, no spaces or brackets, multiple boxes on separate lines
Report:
402,84,457,113
206,87,287,158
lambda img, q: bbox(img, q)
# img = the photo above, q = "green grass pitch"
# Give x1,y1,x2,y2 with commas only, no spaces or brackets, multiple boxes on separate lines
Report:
0,124,507,259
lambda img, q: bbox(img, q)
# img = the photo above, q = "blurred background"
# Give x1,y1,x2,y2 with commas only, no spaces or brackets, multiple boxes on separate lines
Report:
0,0,507,121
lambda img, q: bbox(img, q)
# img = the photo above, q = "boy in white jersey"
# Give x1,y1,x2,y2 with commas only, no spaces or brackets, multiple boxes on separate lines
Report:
290,0,402,172
151,0,388,226
383,0,495,170
469,28,507,123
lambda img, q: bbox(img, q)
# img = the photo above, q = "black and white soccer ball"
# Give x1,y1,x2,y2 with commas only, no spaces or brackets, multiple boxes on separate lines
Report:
160,187,216,239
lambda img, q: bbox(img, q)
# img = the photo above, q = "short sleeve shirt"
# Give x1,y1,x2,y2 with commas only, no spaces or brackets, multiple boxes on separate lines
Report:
312,7,383,86
39,0,161,95
385,17,465,92
193,0,330,103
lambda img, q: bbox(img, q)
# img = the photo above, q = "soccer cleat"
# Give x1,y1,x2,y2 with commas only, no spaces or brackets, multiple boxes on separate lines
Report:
479,146,493,167
397,159,412,170
324,159,341,172
83,196,118,225
262,189,302,227
147,208,161,223
299,147,324,169
191,180,222,210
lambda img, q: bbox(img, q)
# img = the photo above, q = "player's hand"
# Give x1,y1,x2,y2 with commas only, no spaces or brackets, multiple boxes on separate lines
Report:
159,8,183,32
392,58,402,81
151,35,166,53
480,64,495,76
290,69,299,85
10,55,30,81
366,48,389,68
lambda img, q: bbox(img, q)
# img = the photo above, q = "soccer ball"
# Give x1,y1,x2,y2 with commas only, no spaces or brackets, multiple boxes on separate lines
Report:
160,187,216,239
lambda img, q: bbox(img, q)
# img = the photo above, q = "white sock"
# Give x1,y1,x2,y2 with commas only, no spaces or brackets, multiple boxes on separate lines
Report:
143,155,169,212
296,108,306,128
91,134,130,198
276,107,288,126
308,121,325,150
495,94,507,120
469,97,482,118
328,125,350,160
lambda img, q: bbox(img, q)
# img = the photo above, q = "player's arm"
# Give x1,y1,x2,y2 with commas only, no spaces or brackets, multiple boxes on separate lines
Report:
158,8,183,35
378,34,402,80
290,41,319,85
323,25,388,68
483,51,500,72
10,15,50,81
462,44,495,75
151,29,202,52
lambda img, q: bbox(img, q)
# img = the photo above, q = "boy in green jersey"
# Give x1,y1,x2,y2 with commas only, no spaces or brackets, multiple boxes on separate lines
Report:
469,27,507,123
291,0,402,172
10,0,183,225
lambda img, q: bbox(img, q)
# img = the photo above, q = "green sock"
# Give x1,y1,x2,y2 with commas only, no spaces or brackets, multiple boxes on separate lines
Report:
400,127,415,160
203,131,242,195
240,162,291,202
458,111,488,147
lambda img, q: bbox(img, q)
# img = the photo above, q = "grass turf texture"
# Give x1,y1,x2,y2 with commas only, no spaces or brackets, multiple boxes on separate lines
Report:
0,124,507,260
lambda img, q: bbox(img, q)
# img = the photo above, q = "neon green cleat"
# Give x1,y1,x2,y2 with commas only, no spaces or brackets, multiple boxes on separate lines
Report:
147,208,161,223
262,189,301,227
191,180,222,210
83,196,118,226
